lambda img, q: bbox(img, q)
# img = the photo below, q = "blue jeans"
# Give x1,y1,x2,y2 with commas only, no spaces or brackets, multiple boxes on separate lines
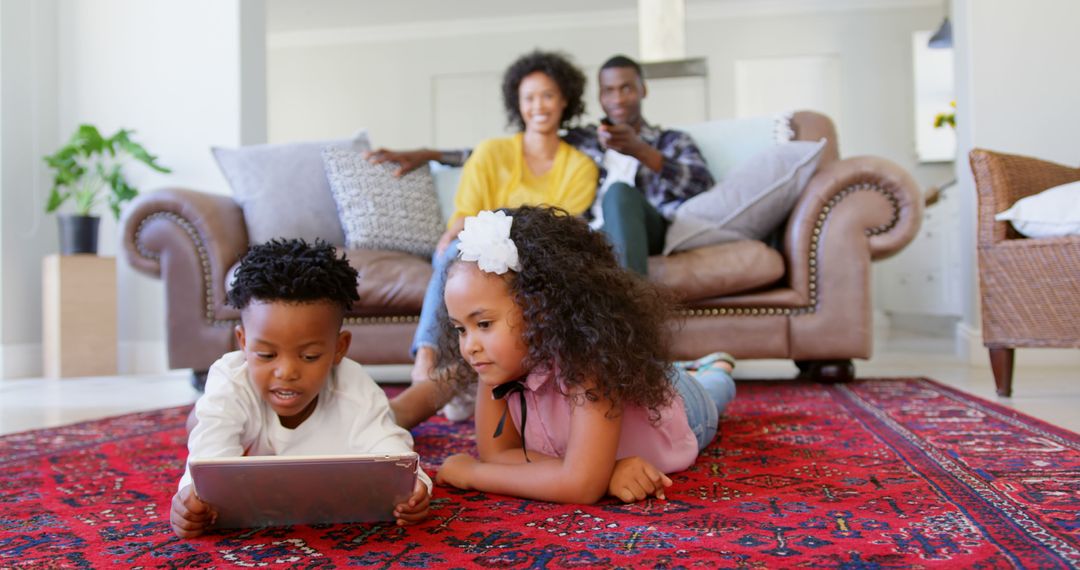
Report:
672,367,735,450
411,240,460,359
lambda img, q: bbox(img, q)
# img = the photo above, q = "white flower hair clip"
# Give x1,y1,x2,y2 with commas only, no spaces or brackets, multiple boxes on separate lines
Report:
456,210,520,274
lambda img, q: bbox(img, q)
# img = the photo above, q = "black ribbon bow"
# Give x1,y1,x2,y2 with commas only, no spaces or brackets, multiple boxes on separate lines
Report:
491,379,530,462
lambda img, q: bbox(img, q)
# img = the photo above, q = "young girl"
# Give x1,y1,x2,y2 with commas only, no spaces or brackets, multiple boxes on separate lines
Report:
433,207,735,503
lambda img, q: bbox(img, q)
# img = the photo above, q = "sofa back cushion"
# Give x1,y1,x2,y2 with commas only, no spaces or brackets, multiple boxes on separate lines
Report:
678,112,794,182
212,132,369,246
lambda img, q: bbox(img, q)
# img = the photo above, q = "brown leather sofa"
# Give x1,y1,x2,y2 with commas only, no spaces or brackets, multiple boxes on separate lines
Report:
122,111,922,386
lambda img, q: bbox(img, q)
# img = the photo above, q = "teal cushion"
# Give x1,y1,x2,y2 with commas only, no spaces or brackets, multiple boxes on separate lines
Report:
429,162,463,226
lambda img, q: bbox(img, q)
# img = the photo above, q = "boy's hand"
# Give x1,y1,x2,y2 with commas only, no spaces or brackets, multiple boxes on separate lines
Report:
608,456,672,503
393,479,431,526
170,484,216,538
435,453,476,490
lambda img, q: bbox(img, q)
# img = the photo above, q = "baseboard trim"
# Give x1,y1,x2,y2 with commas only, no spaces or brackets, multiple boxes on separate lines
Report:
956,322,982,366
118,341,169,375
956,323,1080,368
0,343,43,379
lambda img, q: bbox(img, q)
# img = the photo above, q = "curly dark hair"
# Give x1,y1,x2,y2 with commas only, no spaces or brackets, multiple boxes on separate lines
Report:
501,50,587,131
227,238,359,316
434,206,677,417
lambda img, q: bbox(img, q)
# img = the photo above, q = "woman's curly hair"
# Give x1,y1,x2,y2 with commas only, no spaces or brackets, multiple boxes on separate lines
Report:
227,238,359,315
501,50,587,131
434,206,677,416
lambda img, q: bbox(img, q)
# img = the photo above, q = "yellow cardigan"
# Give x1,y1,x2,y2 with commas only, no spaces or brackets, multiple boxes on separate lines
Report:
449,133,598,227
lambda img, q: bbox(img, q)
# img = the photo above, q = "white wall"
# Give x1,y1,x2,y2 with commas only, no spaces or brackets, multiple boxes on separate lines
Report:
0,0,59,378
0,0,266,377
267,1,954,327
268,3,951,199
952,0,1080,364
55,0,267,375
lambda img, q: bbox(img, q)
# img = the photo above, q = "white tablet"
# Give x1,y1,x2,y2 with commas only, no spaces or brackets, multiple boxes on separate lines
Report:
189,452,418,528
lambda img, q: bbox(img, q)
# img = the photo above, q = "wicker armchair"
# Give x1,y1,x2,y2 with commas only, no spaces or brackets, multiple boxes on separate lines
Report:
969,149,1080,396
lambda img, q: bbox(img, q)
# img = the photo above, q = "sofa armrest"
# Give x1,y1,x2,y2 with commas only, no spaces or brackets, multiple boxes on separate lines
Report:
122,187,248,319
779,156,922,360
785,155,922,269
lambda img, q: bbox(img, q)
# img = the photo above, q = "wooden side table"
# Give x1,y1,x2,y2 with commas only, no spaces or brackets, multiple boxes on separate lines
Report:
42,254,118,378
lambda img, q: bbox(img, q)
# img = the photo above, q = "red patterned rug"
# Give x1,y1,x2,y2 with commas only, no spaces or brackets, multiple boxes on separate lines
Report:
1,378,1077,568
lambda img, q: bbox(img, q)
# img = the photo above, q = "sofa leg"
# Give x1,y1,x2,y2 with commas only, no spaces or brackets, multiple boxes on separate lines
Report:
988,348,1014,397
795,360,854,383
191,370,208,392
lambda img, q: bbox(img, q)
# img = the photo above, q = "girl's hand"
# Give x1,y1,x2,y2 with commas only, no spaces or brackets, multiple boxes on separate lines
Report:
608,456,672,503
435,453,477,490
393,479,431,526
170,484,216,538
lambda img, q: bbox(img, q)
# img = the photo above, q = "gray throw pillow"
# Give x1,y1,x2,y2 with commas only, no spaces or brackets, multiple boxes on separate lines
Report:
212,132,370,246
322,147,443,258
664,139,827,254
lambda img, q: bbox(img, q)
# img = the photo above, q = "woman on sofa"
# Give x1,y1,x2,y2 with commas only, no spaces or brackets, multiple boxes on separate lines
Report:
388,50,599,429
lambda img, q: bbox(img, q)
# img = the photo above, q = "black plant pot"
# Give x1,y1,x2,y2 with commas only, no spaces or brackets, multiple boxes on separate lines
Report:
58,214,100,255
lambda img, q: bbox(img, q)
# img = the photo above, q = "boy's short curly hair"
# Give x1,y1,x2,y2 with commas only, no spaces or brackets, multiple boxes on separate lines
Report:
227,238,359,315
501,50,587,131
435,206,677,416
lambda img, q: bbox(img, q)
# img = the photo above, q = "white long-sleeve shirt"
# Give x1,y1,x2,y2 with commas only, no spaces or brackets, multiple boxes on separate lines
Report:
178,351,431,493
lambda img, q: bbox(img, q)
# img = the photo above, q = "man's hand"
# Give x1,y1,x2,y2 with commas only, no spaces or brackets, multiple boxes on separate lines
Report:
365,148,439,177
393,478,431,526
435,453,477,490
608,456,672,503
597,124,663,171
597,123,646,156
170,484,216,538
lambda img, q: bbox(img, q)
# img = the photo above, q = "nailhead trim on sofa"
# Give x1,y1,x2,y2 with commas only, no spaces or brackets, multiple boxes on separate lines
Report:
134,182,900,327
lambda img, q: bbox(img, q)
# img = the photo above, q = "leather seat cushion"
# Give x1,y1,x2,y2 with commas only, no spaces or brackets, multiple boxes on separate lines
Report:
347,249,433,314
647,240,785,302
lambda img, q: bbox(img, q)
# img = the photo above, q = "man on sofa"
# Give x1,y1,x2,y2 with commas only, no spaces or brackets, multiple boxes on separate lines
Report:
370,54,716,429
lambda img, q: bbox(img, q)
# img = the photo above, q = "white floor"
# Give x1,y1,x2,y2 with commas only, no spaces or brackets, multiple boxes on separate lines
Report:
1,331,1077,436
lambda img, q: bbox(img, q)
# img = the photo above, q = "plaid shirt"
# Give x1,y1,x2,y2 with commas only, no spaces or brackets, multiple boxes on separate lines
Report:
563,122,714,220
445,120,715,221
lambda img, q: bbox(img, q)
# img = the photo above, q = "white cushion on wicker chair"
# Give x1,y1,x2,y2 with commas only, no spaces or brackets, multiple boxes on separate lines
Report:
995,180,1080,238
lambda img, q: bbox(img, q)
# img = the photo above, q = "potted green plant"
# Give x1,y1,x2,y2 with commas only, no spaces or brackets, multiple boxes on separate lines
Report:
43,124,171,254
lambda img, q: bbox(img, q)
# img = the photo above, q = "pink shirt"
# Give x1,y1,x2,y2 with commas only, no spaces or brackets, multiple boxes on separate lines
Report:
505,367,700,474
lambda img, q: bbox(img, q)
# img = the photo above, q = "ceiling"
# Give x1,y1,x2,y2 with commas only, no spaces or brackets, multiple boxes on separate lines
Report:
266,0,937,34
266,0,637,33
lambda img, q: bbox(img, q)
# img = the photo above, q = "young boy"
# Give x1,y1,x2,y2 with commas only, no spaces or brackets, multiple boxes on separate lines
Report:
170,239,431,538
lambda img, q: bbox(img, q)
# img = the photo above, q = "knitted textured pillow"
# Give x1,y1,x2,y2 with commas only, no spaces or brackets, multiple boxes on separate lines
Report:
322,147,443,258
